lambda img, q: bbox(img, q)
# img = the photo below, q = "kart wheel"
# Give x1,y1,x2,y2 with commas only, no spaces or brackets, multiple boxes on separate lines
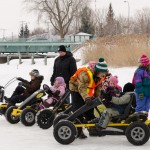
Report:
53,120,77,145
53,114,69,127
36,109,55,129
20,108,36,126
125,121,150,145
73,118,82,138
5,106,20,124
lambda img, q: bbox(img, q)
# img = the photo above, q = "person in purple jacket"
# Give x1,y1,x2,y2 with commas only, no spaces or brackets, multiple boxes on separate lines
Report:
41,77,66,108
133,54,150,116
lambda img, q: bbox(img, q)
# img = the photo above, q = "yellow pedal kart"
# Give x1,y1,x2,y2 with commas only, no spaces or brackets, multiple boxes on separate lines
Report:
53,97,150,146
5,89,45,125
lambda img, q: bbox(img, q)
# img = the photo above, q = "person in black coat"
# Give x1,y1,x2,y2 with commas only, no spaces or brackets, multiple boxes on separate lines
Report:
50,45,77,89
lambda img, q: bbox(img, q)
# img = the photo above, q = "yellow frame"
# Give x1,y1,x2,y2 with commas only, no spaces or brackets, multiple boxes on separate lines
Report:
74,120,150,128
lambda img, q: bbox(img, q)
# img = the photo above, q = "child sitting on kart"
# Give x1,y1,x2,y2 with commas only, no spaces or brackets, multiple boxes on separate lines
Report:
39,77,66,109
89,83,134,132
94,75,122,118
4,69,44,107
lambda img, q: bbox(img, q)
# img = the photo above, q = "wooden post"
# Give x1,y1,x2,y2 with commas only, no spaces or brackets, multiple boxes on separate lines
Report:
7,55,10,65
31,53,35,65
19,53,22,64
44,56,47,65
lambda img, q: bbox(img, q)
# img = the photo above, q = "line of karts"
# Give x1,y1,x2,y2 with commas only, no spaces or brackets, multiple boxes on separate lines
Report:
0,78,150,146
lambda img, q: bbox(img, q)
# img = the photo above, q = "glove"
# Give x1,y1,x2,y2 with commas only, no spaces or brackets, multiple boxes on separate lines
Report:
85,97,95,106
17,77,25,82
101,91,112,101
139,93,144,99
18,82,23,87
53,90,60,97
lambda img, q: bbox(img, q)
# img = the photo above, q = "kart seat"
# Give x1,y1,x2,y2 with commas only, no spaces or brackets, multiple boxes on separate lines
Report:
111,93,136,123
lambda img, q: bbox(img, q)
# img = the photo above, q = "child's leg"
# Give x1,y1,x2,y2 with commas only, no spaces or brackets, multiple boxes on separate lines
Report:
97,109,119,128
135,93,147,112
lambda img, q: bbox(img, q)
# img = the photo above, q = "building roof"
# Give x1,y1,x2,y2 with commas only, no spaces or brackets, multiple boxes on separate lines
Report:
75,32,92,36
68,32,92,37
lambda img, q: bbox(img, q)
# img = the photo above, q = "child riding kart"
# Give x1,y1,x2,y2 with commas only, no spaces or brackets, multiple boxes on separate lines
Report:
53,90,150,146
0,69,43,116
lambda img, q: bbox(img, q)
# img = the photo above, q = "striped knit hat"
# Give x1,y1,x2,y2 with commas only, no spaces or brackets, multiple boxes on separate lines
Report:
95,58,108,72
138,54,150,66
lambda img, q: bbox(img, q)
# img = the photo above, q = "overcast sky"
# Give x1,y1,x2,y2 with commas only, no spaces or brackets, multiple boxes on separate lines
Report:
0,0,150,38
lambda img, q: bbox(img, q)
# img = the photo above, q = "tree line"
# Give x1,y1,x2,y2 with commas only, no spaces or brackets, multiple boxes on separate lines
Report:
22,0,150,39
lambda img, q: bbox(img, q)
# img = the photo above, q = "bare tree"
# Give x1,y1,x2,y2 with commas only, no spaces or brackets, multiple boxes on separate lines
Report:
134,8,150,34
24,0,87,39
30,27,47,36
94,8,107,37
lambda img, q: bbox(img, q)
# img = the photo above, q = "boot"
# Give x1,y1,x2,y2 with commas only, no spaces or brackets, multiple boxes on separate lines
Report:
79,130,87,139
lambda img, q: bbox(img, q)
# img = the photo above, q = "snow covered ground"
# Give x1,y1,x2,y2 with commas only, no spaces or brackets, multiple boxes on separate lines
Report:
0,57,150,150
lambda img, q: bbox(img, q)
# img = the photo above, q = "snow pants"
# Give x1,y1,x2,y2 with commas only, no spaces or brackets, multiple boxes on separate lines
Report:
135,94,150,112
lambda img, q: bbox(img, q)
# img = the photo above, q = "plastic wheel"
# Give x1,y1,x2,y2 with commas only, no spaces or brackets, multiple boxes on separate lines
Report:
125,121,150,145
36,109,55,129
20,108,36,126
5,106,20,124
53,114,69,127
53,120,77,145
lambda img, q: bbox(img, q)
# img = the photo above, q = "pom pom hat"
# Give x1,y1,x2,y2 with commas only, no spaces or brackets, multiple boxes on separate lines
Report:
95,58,108,72
138,54,150,66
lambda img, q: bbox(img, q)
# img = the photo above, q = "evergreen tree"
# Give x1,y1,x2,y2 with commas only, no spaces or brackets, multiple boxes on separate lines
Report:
104,3,116,35
79,6,95,34
19,25,24,38
24,24,30,38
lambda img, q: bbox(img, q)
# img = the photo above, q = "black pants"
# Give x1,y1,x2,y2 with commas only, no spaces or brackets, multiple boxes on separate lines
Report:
71,91,95,122
10,86,26,104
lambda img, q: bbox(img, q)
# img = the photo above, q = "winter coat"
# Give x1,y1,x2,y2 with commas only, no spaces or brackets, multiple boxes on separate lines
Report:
22,76,44,97
44,78,66,106
69,67,103,100
133,67,150,97
49,85,66,97
50,51,77,88
110,92,133,114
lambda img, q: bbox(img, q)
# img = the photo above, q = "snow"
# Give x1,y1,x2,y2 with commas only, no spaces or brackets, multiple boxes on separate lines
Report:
0,58,150,150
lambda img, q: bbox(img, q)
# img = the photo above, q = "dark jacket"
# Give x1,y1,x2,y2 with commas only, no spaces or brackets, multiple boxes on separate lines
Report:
50,51,77,88
23,76,44,97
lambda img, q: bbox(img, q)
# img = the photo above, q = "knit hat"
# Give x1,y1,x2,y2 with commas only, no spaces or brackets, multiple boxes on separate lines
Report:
95,58,108,72
109,76,118,87
55,77,66,87
58,45,66,52
29,69,40,77
138,54,150,66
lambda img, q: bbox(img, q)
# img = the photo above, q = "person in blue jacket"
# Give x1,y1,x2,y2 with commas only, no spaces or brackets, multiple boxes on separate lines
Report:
133,54,150,115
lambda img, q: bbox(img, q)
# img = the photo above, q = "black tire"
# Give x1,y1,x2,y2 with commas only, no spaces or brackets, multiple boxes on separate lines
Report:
125,121,150,145
74,118,82,138
53,114,69,127
36,109,55,129
53,120,77,145
20,108,36,126
5,106,20,124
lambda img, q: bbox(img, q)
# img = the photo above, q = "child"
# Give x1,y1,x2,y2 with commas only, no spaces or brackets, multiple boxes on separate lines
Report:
5,69,44,107
41,77,66,109
108,75,122,96
133,54,150,115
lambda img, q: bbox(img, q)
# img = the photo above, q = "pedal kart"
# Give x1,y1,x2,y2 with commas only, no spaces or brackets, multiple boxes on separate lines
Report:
5,89,46,125
36,89,71,129
53,95,150,146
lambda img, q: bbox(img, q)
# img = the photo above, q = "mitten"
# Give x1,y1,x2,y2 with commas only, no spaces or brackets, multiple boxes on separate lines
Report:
17,77,25,82
139,93,144,99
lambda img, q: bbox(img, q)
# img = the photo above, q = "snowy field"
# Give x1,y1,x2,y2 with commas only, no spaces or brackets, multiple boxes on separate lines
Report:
0,57,150,150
